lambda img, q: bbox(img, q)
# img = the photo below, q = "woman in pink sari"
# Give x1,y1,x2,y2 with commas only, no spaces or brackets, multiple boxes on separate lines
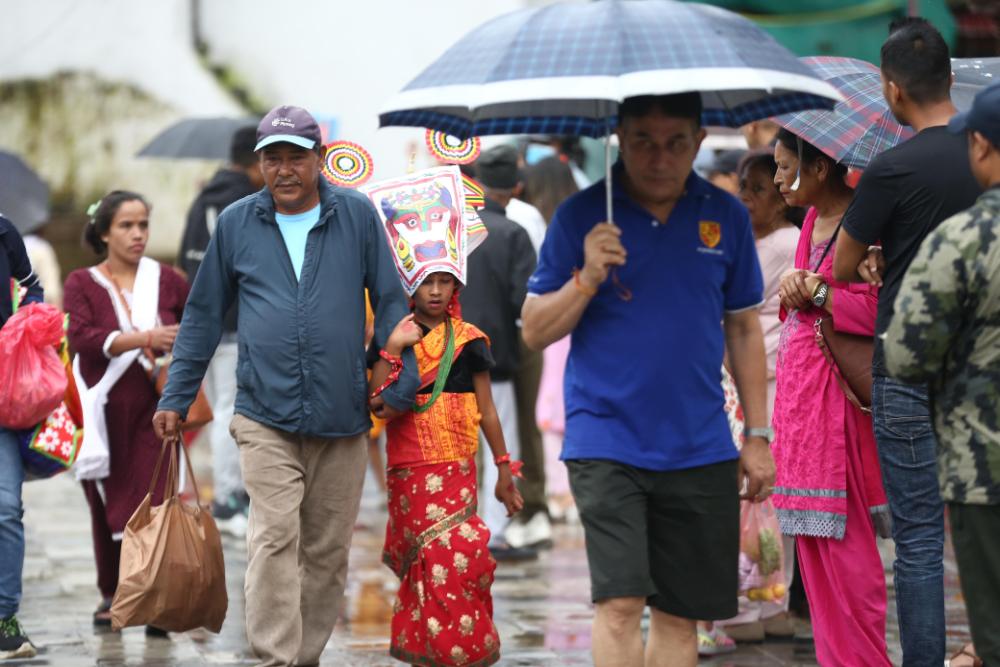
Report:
771,130,891,666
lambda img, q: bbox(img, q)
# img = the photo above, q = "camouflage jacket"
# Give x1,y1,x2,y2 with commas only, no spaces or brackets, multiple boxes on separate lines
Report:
884,187,1000,505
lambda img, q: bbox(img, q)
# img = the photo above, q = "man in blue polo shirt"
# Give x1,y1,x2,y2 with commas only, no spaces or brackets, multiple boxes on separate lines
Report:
522,93,774,667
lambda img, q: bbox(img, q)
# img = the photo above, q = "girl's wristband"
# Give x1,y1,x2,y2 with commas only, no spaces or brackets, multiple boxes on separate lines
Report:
494,454,524,478
370,350,404,400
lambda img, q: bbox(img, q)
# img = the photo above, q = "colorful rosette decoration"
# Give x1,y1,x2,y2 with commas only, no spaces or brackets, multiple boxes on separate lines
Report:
425,130,481,165
461,174,485,211
461,173,488,253
322,141,374,188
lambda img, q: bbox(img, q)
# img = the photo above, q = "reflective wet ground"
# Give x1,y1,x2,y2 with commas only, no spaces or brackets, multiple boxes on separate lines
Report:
14,456,973,666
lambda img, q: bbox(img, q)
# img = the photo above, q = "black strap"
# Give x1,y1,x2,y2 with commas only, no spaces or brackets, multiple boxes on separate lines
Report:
812,221,843,273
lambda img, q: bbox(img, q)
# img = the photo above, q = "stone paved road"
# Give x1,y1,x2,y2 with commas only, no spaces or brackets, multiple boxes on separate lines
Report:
11,455,973,666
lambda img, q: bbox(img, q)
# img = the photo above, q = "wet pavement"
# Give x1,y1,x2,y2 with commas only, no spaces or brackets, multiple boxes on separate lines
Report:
13,452,973,666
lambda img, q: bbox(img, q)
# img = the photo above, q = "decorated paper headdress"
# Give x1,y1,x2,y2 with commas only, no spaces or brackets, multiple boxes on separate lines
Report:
362,165,487,296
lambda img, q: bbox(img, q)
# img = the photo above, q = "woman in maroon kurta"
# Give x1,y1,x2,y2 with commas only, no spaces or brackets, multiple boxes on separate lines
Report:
63,191,189,628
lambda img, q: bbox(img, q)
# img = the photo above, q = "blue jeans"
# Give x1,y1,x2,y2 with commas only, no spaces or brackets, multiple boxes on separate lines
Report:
0,428,25,618
871,376,945,666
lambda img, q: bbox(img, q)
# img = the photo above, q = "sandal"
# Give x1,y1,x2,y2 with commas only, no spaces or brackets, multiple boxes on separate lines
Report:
698,626,737,656
948,644,983,667
92,597,113,627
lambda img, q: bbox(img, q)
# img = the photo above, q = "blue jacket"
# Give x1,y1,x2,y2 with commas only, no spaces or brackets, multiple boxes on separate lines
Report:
0,216,43,328
159,179,418,437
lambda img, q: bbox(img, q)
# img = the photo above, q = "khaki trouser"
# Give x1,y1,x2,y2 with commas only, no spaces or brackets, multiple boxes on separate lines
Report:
230,414,367,667
513,337,546,517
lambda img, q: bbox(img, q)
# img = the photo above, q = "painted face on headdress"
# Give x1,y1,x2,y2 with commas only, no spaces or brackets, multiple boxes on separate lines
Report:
380,183,460,269
363,166,471,296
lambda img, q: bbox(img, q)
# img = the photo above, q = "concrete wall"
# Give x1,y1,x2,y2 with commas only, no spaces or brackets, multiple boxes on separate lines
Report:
0,0,241,116
0,0,544,259
198,0,525,177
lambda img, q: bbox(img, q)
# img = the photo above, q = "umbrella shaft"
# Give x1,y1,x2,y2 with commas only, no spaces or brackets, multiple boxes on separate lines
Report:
605,132,613,225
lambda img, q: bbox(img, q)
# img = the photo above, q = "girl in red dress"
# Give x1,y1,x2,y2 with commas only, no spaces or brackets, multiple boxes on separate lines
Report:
370,271,523,667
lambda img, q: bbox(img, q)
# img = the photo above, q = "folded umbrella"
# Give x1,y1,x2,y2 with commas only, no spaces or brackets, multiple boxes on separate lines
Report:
0,151,50,235
774,56,914,170
137,117,259,160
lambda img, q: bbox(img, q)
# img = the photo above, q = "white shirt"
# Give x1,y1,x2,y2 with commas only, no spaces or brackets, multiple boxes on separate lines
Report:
504,198,546,256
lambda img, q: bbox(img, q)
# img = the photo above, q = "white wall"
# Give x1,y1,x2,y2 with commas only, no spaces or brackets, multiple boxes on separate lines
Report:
199,0,527,177
0,0,555,255
0,0,241,116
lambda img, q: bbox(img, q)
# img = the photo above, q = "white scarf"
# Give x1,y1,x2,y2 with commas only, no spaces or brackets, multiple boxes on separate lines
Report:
73,258,160,481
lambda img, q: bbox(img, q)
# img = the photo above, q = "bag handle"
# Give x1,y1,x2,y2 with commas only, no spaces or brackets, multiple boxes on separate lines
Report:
811,221,843,273
10,278,20,314
147,440,177,498
147,439,204,506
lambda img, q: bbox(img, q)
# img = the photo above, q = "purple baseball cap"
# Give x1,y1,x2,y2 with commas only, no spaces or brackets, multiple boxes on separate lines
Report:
255,105,322,152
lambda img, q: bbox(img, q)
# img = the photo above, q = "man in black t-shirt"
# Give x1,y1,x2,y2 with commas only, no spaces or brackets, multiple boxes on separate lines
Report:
833,18,982,667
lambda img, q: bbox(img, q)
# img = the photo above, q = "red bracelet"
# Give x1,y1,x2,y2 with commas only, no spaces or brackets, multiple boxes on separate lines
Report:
146,331,153,348
494,454,524,478
370,350,404,400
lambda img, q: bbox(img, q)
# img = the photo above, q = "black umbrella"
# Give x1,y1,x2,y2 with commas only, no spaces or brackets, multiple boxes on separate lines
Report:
137,116,259,160
951,57,1000,112
0,151,50,235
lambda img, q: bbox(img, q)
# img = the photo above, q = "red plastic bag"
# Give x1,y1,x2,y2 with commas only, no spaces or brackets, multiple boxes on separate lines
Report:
0,302,68,429
738,499,787,603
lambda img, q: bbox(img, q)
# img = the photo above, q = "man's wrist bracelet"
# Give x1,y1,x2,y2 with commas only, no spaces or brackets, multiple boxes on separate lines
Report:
572,268,598,297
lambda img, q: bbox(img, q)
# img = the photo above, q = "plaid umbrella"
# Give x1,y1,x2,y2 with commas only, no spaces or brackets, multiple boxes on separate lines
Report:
773,57,913,170
951,57,1000,112
379,0,841,139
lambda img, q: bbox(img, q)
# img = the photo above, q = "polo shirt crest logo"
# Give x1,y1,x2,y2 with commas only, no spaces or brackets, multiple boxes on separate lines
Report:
699,221,721,249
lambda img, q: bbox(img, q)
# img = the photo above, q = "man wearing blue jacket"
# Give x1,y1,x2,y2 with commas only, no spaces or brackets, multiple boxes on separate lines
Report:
153,106,417,667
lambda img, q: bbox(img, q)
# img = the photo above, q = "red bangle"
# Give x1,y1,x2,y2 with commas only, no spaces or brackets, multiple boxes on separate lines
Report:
146,331,153,348
370,350,404,400
379,349,403,365
494,454,524,478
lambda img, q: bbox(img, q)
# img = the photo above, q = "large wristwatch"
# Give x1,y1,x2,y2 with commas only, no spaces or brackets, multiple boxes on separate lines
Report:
811,281,830,308
745,427,775,444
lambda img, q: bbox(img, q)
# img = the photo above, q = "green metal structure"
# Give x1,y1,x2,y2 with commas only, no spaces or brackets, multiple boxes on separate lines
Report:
692,0,957,64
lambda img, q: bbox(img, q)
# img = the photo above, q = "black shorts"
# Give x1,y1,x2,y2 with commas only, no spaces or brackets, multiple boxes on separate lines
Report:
567,458,740,620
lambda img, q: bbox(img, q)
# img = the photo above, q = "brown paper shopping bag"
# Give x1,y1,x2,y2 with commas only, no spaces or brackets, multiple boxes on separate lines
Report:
110,441,228,633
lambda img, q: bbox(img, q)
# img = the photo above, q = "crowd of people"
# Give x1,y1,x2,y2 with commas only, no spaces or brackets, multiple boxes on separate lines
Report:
0,14,997,667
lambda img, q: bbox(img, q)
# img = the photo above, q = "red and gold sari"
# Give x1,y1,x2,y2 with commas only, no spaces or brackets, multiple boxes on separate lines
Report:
383,317,500,667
